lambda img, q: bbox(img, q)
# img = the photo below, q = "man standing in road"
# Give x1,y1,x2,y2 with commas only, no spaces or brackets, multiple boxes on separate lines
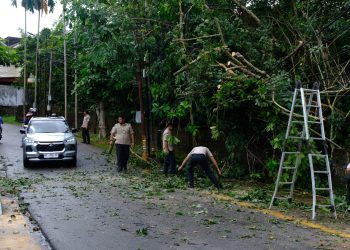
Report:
163,122,176,175
178,146,222,189
110,115,135,172
81,111,90,144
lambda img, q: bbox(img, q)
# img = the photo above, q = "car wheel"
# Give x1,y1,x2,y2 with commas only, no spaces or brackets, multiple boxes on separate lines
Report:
23,158,30,168
69,158,77,167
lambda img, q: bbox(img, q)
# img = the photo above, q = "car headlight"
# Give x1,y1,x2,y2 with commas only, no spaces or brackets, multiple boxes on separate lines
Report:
65,136,76,143
24,138,36,144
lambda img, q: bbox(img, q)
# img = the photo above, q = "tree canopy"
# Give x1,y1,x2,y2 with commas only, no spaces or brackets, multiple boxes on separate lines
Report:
13,0,350,182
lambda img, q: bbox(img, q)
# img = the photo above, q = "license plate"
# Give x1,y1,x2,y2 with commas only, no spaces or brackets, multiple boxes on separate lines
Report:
44,153,59,159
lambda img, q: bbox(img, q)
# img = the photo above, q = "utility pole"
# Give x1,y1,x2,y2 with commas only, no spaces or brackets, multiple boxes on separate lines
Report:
74,42,78,128
74,1,78,128
63,2,68,119
47,51,52,115
23,5,27,117
34,9,41,109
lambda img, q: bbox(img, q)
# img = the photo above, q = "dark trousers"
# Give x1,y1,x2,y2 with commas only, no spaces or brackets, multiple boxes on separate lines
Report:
164,151,176,174
116,144,130,172
82,128,90,143
187,154,221,189
347,173,350,205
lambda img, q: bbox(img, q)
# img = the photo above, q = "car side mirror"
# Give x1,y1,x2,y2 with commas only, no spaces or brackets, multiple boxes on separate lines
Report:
20,129,26,134
71,128,78,133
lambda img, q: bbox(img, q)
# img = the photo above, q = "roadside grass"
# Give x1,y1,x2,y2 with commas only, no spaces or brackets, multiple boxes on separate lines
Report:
75,132,110,151
2,115,21,125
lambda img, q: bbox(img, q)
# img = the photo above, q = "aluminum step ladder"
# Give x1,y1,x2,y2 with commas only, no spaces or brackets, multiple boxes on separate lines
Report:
269,82,337,220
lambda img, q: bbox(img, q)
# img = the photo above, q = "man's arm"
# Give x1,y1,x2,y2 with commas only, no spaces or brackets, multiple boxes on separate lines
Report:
131,133,135,147
163,140,169,153
209,156,221,176
178,154,190,172
109,127,116,144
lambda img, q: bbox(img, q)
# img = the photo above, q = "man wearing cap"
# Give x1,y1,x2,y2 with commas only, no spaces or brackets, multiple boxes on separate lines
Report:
24,112,33,126
178,146,222,189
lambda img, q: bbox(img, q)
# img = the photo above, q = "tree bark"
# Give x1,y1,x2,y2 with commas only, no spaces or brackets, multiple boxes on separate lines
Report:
96,101,107,139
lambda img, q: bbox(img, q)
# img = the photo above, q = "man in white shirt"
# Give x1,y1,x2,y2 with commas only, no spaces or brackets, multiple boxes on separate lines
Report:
81,111,90,144
178,146,222,189
163,122,176,174
110,115,135,172
346,163,350,210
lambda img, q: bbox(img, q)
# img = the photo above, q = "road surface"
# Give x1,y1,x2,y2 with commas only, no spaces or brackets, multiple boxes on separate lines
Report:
0,123,348,249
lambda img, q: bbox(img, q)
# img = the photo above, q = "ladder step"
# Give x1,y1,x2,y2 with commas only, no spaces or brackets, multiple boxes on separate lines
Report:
313,171,329,174
294,105,319,108
316,204,333,208
303,88,318,93
315,188,330,191
274,197,290,200
279,182,293,185
282,167,297,170
291,121,322,124
309,154,327,157
309,137,324,140
287,136,304,139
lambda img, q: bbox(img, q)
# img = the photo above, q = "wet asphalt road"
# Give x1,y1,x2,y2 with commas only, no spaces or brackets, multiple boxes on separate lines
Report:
0,123,349,250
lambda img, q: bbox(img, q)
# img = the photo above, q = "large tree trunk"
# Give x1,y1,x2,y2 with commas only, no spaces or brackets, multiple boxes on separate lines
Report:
96,101,107,139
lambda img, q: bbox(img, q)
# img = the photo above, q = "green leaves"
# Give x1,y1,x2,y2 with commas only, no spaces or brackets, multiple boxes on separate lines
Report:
135,227,148,236
0,41,17,66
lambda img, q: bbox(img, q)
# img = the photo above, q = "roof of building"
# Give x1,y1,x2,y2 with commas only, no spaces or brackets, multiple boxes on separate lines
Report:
4,37,21,48
0,65,21,78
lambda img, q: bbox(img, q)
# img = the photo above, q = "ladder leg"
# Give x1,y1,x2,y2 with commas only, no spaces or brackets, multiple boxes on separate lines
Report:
285,89,299,138
300,88,310,140
309,153,317,220
325,155,337,219
269,152,286,209
288,153,301,201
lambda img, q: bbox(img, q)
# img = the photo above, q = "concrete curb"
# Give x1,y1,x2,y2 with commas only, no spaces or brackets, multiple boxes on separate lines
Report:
0,162,5,215
0,197,42,250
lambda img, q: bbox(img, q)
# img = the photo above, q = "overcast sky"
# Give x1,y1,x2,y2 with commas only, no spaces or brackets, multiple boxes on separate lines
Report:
0,1,62,38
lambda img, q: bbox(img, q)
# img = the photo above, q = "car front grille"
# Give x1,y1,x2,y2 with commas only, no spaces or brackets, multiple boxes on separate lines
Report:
36,143,65,152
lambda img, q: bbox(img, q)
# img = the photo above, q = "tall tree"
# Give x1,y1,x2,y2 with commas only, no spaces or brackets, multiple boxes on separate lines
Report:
11,0,56,110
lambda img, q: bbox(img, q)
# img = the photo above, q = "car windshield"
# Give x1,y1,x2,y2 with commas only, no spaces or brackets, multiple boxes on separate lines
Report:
27,120,69,134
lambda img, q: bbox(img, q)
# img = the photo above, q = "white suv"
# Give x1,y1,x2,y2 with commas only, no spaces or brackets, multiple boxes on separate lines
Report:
20,117,77,167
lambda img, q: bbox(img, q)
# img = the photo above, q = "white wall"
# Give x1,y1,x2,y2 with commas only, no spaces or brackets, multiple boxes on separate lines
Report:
0,85,23,107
